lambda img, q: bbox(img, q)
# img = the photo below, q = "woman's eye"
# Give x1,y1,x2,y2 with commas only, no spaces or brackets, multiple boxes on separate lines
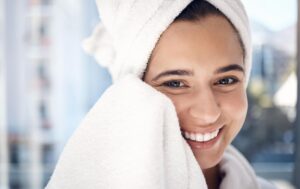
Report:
216,77,238,85
162,80,186,88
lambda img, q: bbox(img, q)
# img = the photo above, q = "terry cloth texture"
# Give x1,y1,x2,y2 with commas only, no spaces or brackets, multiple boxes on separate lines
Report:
45,75,208,189
83,0,252,84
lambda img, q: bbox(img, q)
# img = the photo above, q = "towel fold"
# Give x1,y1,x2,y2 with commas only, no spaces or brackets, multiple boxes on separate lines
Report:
45,75,207,189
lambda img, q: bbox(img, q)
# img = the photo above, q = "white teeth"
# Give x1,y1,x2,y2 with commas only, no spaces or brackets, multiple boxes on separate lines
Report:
196,134,203,141
184,131,190,139
190,133,196,140
203,133,210,141
211,129,219,138
183,129,220,142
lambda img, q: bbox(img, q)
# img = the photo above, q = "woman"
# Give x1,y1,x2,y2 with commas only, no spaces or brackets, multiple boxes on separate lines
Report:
143,1,248,188
46,0,276,189
144,1,248,188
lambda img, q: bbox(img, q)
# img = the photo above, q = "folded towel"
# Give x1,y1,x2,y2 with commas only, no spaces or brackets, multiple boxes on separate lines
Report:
45,75,207,189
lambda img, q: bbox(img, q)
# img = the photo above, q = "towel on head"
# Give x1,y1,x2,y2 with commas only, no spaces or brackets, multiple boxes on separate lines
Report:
83,0,252,84
45,75,207,189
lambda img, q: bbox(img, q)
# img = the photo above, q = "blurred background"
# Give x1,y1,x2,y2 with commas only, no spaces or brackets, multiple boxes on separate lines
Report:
0,0,299,188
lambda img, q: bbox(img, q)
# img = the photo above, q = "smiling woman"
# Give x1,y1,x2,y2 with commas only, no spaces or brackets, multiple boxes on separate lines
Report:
45,0,277,189
143,2,249,187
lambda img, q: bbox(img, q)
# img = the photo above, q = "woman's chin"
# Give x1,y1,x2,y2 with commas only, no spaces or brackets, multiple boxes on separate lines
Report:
192,148,224,170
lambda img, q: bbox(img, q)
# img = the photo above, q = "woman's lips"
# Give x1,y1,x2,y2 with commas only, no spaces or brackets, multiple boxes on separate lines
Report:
182,127,224,150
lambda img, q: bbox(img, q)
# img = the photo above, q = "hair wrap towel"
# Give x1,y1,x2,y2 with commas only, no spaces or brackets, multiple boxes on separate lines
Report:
83,0,252,84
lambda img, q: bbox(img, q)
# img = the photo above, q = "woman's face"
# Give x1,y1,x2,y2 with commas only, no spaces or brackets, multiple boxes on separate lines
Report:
144,15,247,170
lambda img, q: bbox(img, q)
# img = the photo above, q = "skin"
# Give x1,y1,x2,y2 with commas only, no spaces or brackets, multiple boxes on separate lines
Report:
143,15,248,189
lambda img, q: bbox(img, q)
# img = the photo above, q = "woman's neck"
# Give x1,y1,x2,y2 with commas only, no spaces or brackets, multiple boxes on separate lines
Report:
203,165,222,189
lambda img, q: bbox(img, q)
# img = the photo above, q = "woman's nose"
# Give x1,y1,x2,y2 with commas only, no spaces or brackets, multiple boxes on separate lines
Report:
188,89,221,126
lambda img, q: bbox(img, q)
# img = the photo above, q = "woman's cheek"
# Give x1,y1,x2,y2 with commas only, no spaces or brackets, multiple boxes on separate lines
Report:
151,86,189,117
167,95,190,124
218,89,248,123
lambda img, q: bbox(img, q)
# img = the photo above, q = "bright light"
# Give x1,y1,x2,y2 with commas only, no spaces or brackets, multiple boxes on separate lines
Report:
241,0,297,31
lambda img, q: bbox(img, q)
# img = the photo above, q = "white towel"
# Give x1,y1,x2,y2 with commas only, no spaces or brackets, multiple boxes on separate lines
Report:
45,75,207,189
83,0,252,84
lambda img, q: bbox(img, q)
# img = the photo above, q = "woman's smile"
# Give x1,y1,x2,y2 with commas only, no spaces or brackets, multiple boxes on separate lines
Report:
181,127,224,150
182,128,220,142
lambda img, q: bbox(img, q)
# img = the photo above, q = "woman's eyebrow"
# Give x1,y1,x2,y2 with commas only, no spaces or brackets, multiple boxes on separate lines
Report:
215,64,245,74
152,69,193,81
151,64,243,81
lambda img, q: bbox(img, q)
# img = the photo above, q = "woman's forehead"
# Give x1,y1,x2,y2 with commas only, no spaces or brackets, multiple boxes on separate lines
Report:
148,15,244,72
